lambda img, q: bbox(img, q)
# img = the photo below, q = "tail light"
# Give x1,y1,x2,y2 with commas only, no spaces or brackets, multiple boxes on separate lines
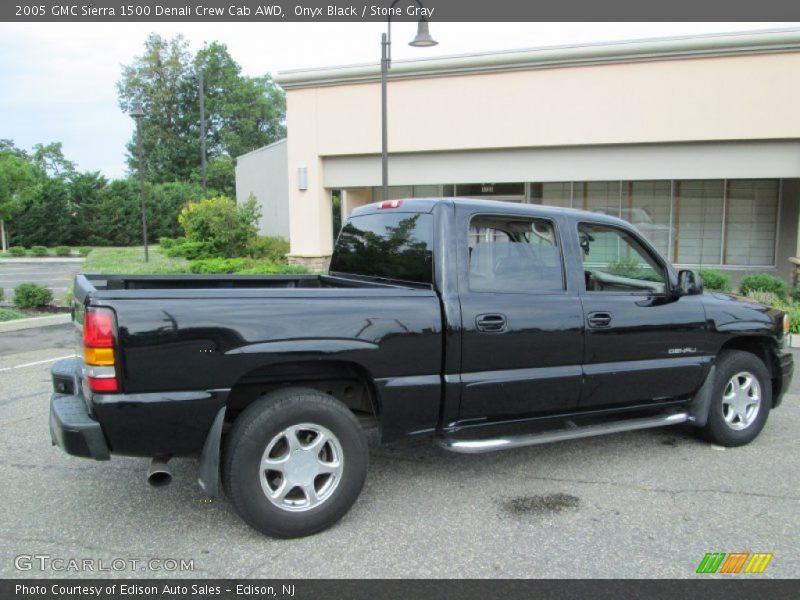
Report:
83,307,119,393
783,313,791,335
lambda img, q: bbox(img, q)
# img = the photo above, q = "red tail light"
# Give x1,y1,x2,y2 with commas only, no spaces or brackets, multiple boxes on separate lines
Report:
378,199,403,209
84,308,114,347
87,377,118,393
83,307,119,393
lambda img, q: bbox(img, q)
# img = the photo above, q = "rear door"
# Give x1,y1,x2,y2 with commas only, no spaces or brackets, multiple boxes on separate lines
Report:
456,207,584,421
575,220,709,409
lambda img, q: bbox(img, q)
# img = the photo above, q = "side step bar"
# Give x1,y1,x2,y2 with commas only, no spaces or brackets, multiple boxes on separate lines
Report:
439,411,688,454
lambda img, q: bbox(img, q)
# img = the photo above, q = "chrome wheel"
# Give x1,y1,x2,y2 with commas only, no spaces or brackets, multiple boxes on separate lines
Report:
721,371,762,431
260,423,344,512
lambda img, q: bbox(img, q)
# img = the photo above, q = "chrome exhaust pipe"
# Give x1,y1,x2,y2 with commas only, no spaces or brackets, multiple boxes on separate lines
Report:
147,457,172,487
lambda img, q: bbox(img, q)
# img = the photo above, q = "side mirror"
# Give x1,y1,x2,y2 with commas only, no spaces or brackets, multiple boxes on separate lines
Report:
677,269,704,296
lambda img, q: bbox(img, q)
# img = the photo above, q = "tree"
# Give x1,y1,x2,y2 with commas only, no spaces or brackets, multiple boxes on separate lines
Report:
0,150,39,250
117,35,286,187
117,33,197,183
31,142,76,178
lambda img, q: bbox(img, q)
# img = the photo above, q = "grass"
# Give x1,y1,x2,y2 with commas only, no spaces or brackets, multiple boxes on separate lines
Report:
81,246,191,274
0,307,26,322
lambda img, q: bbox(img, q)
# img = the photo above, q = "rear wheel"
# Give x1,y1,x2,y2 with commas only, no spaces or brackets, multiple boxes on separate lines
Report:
223,388,368,538
700,350,771,447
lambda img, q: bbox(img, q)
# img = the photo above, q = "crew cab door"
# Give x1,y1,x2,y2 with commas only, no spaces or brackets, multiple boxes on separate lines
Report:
576,221,709,409
456,208,584,421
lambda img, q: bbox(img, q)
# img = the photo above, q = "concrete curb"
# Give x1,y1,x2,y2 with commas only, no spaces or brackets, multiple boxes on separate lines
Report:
0,314,71,333
0,258,85,264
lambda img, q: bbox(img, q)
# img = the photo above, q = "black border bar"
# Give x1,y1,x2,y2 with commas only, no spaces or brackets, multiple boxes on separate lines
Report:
3,579,800,600
3,0,800,22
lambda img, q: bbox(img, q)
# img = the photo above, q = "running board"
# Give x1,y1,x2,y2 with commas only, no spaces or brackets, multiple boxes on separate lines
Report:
439,412,689,454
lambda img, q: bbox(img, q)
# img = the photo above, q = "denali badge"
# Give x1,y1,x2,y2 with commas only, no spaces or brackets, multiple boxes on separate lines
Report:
668,347,698,355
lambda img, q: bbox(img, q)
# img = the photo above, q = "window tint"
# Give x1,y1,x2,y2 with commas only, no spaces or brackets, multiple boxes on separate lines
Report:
468,216,564,293
330,213,433,284
578,223,665,293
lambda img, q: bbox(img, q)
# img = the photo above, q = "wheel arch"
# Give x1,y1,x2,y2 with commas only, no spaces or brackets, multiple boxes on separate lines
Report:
717,335,782,408
225,359,381,428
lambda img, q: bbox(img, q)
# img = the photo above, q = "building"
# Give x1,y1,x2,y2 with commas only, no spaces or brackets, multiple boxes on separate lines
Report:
237,29,800,282
235,139,290,239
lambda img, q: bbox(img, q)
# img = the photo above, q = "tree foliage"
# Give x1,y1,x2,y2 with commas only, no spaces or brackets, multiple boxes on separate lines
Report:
117,34,285,189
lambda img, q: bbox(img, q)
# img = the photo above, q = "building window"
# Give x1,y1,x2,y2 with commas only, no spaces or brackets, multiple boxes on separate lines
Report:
674,180,724,265
724,179,778,266
532,178,779,268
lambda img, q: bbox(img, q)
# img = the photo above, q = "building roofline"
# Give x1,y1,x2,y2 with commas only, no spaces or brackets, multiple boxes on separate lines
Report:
275,28,800,89
236,138,287,160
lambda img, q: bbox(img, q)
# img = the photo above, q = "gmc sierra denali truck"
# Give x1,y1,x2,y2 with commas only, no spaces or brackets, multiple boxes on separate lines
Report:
50,198,793,538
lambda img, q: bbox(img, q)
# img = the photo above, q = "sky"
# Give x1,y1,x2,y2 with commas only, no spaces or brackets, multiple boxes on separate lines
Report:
1,21,798,179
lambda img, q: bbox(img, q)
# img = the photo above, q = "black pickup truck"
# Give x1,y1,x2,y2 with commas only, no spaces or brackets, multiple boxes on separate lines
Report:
50,198,793,537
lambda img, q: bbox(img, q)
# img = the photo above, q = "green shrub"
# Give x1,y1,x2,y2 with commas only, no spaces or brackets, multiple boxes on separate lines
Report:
30,246,48,257
247,236,289,262
178,196,260,258
739,273,788,300
238,263,309,275
13,283,53,308
698,268,732,292
0,287,4,302
159,237,178,250
188,258,309,275
164,240,216,260
0,307,26,322
54,246,72,257
8,246,26,257
188,258,247,274
792,287,800,304
77,247,92,257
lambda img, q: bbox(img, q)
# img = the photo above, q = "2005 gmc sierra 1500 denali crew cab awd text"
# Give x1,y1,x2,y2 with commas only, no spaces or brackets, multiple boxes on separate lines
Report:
50,198,793,537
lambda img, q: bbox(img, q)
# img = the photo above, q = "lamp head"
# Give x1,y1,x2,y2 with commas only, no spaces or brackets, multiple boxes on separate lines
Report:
409,19,437,47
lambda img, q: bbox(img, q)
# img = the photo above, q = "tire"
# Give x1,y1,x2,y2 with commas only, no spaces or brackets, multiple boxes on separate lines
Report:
700,350,772,447
223,387,368,538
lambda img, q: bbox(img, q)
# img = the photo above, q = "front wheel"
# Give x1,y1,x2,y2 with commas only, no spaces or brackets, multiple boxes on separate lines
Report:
223,388,368,538
700,350,772,447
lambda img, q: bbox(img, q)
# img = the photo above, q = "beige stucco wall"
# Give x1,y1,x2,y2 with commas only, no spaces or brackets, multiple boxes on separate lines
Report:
285,50,800,257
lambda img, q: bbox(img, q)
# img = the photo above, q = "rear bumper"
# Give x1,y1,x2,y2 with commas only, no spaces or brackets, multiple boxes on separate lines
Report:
49,357,228,458
774,349,794,408
49,358,110,460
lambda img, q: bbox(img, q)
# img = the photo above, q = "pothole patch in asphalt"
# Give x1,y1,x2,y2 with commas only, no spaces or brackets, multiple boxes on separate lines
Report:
502,493,580,516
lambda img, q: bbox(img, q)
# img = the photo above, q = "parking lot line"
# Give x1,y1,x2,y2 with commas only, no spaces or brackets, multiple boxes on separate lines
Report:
0,354,75,373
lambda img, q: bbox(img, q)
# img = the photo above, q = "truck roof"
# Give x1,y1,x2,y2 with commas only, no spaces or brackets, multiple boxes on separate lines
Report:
350,197,633,228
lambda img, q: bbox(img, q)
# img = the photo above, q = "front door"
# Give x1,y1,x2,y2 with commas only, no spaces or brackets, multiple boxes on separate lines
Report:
576,221,710,409
457,209,584,421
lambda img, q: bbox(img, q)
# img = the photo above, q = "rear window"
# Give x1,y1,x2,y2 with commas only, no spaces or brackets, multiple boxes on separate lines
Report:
329,213,434,284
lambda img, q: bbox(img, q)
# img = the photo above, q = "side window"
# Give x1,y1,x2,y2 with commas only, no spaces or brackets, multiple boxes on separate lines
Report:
468,216,564,293
578,222,666,293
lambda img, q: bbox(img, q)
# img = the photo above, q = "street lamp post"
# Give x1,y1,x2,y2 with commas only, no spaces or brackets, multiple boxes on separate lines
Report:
380,4,437,201
130,101,149,262
198,69,208,198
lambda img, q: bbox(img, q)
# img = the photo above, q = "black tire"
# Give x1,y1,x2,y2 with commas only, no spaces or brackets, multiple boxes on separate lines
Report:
223,387,368,538
700,350,772,447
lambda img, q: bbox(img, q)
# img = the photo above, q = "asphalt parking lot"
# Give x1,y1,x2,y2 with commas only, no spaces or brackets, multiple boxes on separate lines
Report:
0,260,83,301
0,324,798,579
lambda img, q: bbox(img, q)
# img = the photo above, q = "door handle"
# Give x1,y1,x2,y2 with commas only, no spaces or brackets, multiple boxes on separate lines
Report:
587,311,612,328
476,313,507,333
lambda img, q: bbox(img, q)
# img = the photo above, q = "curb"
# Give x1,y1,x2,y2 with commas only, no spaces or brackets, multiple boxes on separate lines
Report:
0,314,71,333
0,258,85,264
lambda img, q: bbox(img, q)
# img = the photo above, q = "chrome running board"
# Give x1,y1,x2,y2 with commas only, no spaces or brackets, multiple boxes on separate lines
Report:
439,411,688,454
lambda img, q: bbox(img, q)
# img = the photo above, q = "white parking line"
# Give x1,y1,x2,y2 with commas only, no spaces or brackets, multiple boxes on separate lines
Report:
0,354,75,373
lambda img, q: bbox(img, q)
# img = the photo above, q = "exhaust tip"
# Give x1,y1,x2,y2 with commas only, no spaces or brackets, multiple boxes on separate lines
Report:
147,470,173,487
147,457,172,487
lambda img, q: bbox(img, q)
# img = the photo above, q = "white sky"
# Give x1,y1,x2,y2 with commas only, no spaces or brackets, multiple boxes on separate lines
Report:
1,21,797,178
